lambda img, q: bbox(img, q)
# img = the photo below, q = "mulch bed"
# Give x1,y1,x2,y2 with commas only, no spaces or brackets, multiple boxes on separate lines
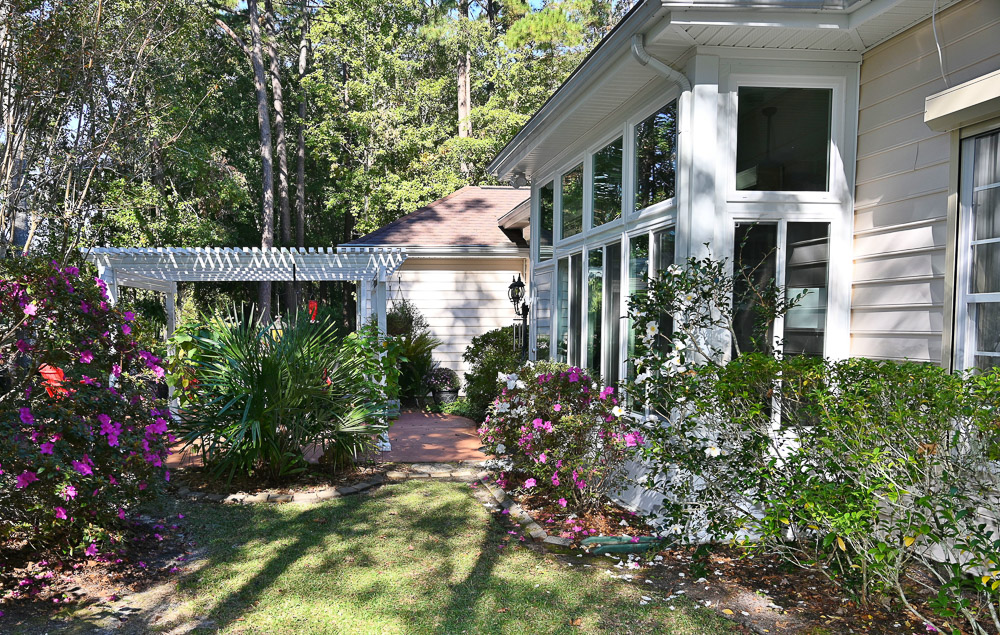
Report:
171,461,387,497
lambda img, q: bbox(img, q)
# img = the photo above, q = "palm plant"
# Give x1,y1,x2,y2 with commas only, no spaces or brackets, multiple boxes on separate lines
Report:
177,306,384,483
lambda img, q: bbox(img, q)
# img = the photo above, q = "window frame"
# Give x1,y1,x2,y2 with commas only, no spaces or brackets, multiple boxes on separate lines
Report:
954,124,1000,371
725,73,846,205
629,97,680,222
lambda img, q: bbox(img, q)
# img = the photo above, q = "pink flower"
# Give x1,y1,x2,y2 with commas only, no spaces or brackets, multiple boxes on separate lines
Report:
553,403,562,412
556,459,563,469
15,471,38,489
72,460,93,476
39,442,54,455
118,508,126,520
121,324,131,335
164,470,170,482
625,433,639,447
112,364,122,378
79,350,94,364
558,498,567,507
139,482,147,491
551,473,560,486
19,407,34,425
124,311,135,321
538,453,547,464
576,481,587,490
84,543,98,557
54,507,67,520
16,339,30,353
524,478,536,488
146,418,168,435
61,485,77,500
23,303,37,316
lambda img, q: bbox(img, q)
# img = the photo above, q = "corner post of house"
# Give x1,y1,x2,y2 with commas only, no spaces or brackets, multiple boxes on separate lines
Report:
97,264,119,306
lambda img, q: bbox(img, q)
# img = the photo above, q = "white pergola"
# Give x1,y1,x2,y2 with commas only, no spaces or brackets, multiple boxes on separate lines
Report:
83,246,408,336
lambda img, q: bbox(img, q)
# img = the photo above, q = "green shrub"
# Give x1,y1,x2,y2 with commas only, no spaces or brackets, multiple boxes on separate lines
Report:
386,300,439,403
478,361,636,511
0,256,169,570
462,326,522,421
628,254,1000,633
424,396,477,419
175,306,385,482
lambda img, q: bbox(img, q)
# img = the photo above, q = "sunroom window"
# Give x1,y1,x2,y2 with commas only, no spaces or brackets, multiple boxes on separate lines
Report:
634,102,677,211
736,87,831,192
539,181,554,261
592,137,623,227
561,164,584,239
958,129,1000,371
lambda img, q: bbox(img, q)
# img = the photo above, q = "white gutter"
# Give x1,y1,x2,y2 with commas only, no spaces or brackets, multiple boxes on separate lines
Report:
630,33,691,93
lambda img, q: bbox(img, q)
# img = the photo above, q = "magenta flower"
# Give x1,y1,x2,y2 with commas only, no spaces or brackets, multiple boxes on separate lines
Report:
72,460,93,476
524,478,537,488
39,442,54,455
558,498,568,507
84,543,98,557
124,311,135,321
112,364,122,378
146,418,168,435
54,507,67,520
15,471,38,489
553,403,562,412
23,303,37,316
551,473,560,486
121,324,131,335
538,453,547,464
118,508,126,520
19,407,34,425
16,339,30,353
79,350,94,364
61,485,77,500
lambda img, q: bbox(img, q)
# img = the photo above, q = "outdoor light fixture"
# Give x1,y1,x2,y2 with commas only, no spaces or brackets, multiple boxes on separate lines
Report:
510,171,528,189
507,275,529,358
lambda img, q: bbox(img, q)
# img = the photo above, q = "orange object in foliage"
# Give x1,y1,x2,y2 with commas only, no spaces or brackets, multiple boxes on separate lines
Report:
39,364,71,398
308,300,318,323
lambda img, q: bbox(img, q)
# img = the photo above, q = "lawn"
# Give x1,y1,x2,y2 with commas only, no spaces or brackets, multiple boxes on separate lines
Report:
147,480,736,634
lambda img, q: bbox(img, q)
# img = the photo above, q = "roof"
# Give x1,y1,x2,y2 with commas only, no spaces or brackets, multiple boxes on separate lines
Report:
487,0,962,181
345,186,531,252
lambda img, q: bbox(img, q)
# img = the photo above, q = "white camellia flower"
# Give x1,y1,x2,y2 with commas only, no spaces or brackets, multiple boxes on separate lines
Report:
645,321,659,338
505,373,519,390
669,523,684,535
667,264,682,276
612,405,625,417
704,446,722,458
496,443,506,454
673,340,687,351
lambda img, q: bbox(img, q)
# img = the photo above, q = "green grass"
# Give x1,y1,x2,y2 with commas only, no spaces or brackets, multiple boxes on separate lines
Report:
157,480,737,634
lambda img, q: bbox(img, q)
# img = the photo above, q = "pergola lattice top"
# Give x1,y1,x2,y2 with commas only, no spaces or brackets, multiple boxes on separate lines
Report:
84,246,407,293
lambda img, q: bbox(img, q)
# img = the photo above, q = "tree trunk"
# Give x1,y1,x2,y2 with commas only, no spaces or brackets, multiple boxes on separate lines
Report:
457,0,471,176
248,0,275,320
295,1,310,300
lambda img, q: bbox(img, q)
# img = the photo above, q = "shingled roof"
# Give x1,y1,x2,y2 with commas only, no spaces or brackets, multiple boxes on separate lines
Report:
346,186,530,249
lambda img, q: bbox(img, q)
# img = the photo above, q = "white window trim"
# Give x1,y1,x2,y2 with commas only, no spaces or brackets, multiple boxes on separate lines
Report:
954,125,1000,370
627,92,681,223
724,73,847,205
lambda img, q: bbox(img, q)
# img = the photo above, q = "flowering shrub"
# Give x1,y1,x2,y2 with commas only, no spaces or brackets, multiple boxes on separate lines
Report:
0,255,171,578
629,254,1000,633
478,361,638,510
425,367,460,393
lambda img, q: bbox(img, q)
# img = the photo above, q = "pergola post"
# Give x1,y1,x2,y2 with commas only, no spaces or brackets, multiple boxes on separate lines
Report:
164,283,179,415
374,267,388,335
97,264,119,306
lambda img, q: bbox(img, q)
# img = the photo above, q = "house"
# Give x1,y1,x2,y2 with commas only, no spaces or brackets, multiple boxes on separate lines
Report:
482,0,1000,381
344,186,531,378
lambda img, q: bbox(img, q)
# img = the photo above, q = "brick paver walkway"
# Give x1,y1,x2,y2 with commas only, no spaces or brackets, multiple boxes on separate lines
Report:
382,411,488,463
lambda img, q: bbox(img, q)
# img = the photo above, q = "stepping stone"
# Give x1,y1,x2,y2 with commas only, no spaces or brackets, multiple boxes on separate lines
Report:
268,493,293,503
430,472,453,478
386,471,408,480
243,493,269,503
543,536,573,547
409,463,453,473
314,488,340,500
336,486,359,495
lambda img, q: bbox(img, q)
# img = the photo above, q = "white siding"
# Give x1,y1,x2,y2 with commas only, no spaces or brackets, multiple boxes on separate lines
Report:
852,0,1000,362
389,257,527,381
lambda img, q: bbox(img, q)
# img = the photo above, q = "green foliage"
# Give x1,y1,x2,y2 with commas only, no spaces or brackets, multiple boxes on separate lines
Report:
425,366,460,393
462,326,523,421
0,255,169,567
175,307,385,483
629,255,1000,634
478,361,635,511
385,298,428,337
397,331,441,403
424,396,477,419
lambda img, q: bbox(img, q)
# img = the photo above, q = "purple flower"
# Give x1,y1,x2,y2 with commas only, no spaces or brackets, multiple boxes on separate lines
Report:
84,543,98,557
16,339,30,353
551,473,560,486
79,350,94,364
54,507,67,520
524,478,536,488
124,311,135,321
112,364,122,378
23,303,37,316
121,324,132,335
97,413,111,426
61,485,77,500
72,460,93,476
15,471,38,489
39,442,54,455
146,418,168,435
19,407,34,425
558,498,568,508
538,453,547,464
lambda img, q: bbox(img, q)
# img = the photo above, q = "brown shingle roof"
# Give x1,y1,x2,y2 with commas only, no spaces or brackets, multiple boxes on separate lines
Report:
346,186,530,248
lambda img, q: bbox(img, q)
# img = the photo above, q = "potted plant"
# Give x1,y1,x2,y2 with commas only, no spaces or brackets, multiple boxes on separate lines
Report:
426,367,461,404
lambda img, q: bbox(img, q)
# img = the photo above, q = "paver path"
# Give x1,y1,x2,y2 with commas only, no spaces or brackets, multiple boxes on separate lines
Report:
382,410,488,463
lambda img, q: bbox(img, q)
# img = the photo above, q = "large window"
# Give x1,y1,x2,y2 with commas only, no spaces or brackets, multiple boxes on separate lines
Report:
732,221,829,357
626,234,650,377
570,252,583,365
736,87,831,192
605,241,622,383
958,129,1000,371
634,102,677,211
556,258,569,362
539,182,554,261
592,137,623,227
561,164,584,239
587,249,604,372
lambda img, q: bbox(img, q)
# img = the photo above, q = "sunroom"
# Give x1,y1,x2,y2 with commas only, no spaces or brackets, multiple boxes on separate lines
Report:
486,0,894,379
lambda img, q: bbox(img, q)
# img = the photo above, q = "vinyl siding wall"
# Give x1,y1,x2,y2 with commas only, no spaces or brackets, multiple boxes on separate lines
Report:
389,257,528,381
852,0,1000,363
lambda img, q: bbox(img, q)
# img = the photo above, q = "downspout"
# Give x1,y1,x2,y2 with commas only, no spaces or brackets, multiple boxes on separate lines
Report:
630,34,690,93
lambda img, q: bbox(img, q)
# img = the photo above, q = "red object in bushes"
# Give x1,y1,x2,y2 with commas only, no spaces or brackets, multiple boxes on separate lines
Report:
308,300,318,323
39,364,71,398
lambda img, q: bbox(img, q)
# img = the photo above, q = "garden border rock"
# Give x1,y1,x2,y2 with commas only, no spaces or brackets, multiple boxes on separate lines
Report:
172,462,487,505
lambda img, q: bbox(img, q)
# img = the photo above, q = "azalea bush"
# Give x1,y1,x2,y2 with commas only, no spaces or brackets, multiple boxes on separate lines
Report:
478,361,638,511
629,254,1000,634
0,255,171,581
175,307,388,482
